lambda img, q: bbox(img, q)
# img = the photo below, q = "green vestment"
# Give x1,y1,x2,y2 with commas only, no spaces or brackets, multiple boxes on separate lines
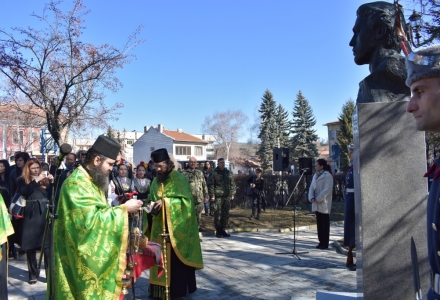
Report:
148,170,203,286
53,166,129,300
0,194,14,256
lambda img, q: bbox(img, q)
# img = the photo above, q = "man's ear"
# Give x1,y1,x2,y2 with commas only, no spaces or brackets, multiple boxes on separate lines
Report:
375,24,387,40
93,156,101,167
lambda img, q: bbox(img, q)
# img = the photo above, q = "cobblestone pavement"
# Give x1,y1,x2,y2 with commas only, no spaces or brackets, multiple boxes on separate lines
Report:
7,224,356,300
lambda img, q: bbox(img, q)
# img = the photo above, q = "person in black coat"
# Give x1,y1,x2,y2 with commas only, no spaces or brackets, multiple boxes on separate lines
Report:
16,158,53,284
9,152,30,259
247,168,265,220
9,152,30,195
0,160,11,208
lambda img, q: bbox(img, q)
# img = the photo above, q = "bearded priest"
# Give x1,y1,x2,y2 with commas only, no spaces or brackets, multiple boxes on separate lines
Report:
52,135,143,299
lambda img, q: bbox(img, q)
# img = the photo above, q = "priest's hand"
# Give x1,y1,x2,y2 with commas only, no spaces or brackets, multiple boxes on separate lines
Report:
154,200,162,210
124,199,143,213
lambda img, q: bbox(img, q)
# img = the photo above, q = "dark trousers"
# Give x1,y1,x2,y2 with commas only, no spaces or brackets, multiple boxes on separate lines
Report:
0,243,7,299
315,211,330,247
26,247,49,281
170,246,196,299
251,196,261,216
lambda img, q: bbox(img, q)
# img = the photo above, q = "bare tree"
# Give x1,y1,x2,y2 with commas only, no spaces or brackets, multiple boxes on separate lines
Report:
0,0,143,145
202,109,249,161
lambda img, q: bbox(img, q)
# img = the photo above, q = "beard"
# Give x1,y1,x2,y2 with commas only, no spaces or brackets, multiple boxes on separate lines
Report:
88,163,110,191
156,167,173,183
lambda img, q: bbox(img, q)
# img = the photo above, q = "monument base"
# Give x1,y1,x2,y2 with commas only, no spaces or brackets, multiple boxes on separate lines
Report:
316,291,363,300
353,101,429,299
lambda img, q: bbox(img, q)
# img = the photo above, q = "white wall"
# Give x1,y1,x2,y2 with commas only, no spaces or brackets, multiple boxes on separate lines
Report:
133,128,173,166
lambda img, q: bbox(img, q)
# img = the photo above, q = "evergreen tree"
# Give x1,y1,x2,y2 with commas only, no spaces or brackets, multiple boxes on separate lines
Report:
337,99,355,172
257,89,277,172
289,91,318,164
107,126,116,140
275,104,290,148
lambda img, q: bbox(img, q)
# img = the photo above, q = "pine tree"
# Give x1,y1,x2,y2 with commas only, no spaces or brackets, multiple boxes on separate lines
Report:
257,89,277,172
337,99,355,172
275,104,290,148
290,91,318,164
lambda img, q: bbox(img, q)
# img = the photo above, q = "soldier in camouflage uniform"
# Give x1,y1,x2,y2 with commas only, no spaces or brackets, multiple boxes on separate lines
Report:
182,157,208,230
208,158,236,238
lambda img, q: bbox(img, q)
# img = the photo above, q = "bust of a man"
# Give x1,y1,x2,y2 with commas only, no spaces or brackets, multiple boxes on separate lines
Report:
350,1,410,103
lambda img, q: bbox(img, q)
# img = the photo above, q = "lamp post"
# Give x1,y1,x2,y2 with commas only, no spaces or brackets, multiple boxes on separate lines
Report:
408,9,423,47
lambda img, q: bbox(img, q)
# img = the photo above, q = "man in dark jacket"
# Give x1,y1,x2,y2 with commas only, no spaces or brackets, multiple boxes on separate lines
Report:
406,44,440,299
208,158,236,238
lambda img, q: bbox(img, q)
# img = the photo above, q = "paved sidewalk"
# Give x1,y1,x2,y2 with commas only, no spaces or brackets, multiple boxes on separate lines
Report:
7,224,357,299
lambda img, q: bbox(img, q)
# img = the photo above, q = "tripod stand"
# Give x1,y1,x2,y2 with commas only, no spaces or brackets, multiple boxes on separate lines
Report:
276,170,309,260
38,154,67,299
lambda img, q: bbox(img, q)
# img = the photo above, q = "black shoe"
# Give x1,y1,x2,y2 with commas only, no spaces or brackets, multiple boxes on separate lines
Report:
317,245,328,249
249,214,254,220
215,227,222,238
347,264,356,271
255,214,260,220
316,244,322,249
28,279,37,285
221,229,230,238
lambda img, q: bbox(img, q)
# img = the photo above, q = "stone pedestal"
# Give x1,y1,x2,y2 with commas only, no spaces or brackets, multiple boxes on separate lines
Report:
353,101,429,300
316,291,363,300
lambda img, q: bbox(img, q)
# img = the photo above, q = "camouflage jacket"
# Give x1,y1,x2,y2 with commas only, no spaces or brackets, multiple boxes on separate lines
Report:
208,167,236,198
182,168,208,204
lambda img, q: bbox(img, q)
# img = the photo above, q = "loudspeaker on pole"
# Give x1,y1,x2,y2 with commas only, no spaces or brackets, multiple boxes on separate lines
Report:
273,148,289,172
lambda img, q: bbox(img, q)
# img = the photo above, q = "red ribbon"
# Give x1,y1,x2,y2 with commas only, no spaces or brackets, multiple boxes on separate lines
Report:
424,162,440,180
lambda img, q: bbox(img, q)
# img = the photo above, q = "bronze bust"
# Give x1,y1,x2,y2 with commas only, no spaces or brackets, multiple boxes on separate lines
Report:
350,1,410,103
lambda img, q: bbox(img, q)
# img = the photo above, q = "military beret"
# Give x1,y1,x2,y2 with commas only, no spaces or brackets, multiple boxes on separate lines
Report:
406,44,440,87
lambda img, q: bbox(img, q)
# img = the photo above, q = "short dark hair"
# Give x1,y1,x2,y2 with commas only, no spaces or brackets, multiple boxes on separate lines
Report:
357,2,406,52
76,150,87,157
67,153,76,160
218,158,225,163
15,152,30,163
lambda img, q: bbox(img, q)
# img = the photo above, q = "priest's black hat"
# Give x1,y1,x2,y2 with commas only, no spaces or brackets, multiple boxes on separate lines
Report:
151,148,170,163
91,135,121,160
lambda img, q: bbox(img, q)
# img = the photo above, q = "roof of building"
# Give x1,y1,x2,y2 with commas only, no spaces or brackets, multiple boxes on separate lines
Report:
323,120,340,126
162,129,207,143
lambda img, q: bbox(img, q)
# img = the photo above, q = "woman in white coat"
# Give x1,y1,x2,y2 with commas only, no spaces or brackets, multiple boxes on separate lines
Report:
308,159,333,249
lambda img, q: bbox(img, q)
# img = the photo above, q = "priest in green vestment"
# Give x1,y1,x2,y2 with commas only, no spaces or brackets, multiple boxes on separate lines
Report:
52,135,143,300
147,148,203,299
0,194,14,299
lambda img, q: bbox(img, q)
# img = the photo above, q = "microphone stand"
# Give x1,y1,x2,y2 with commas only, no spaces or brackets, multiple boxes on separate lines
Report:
112,172,136,299
38,157,65,299
276,169,309,260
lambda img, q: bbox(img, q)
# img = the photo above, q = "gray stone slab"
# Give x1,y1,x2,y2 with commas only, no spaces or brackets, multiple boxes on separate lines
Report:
316,291,363,300
353,101,429,300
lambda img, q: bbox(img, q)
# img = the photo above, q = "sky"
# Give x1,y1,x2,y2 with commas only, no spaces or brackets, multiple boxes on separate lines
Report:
1,0,416,143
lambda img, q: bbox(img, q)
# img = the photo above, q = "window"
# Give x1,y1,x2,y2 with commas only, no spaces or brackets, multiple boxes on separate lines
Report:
330,130,336,140
175,146,191,156
195,146,203,156
126,139,134,145
32,132,39,142
12,131,24,145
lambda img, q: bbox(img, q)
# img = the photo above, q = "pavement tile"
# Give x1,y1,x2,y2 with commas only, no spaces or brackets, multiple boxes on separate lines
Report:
6,225,356,299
